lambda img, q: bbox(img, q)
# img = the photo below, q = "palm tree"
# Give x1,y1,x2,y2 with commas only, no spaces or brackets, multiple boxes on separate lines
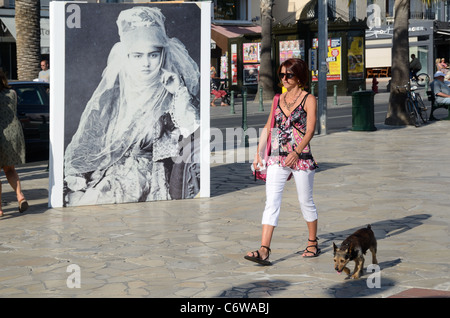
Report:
258,0,275,101
15,0,41,81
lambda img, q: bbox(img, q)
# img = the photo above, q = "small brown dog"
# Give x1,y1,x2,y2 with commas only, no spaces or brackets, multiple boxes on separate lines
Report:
333,224,378,279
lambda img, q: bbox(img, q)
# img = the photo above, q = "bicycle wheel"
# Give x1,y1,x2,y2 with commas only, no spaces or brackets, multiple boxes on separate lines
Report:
415,93,428,123
416,73,430,87
405,98,420,127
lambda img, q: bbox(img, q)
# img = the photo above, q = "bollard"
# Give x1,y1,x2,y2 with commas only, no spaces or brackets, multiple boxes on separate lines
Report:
242,87,249,147
242,87,248,131
230,90,235,114
259,86,264,111
425,76,430,92
311,83,315,96
333,85,337,105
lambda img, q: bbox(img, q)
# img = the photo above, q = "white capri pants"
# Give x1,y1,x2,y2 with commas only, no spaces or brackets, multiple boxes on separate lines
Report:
262,164,317,226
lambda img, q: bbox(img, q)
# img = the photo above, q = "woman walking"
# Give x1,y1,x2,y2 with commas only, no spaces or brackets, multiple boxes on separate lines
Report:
245,58,319,265
0,70,28,216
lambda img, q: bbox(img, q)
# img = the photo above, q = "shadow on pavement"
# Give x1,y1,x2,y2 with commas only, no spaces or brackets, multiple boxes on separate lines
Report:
318,213,431,252
210,161,349,197
217,280,291,298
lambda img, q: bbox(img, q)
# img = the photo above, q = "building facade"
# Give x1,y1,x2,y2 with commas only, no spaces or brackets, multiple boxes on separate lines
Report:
272,0,450,79
1,0,449,82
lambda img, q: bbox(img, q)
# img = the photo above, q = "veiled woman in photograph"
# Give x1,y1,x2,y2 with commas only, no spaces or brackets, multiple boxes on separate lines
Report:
63,6,200,206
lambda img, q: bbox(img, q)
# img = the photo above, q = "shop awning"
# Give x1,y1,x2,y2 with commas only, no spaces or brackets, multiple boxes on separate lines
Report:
0,17,49,54
0,17,16,39
366,47,392,68
211,24,261,52
436,29,450,36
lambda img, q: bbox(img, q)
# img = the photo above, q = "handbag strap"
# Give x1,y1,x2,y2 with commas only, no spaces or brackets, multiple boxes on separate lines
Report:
269,94,280,129
263,94,280,158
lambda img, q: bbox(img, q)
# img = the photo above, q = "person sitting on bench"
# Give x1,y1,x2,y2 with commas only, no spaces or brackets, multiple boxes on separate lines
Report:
431,71,450,106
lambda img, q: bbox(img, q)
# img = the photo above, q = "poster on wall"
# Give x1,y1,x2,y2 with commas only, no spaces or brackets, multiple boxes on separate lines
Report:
311,38,342,81
220,53,228,80
243,64,259,85
279,40,305,63
243,42,260,63
348,36,364,80
231,44,238,85
49,2,211,207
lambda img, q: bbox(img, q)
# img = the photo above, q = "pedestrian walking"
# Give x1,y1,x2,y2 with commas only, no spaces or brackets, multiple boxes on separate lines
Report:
244,58,319,265
0,70,28,216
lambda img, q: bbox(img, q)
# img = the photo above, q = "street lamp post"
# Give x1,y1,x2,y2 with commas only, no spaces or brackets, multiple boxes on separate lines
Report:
318,0,328,135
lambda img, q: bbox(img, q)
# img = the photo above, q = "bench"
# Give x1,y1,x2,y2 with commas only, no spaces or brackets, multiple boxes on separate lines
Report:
426,91,450,120
366,67,390,78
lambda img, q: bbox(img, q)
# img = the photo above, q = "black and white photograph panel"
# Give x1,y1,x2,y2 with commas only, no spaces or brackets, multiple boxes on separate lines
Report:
62,4,202,207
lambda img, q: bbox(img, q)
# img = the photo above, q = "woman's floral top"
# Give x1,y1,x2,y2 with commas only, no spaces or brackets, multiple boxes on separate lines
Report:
267,93,318,171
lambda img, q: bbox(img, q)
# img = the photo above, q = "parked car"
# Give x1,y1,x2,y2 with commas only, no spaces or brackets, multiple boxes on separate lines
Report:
9,81,50,161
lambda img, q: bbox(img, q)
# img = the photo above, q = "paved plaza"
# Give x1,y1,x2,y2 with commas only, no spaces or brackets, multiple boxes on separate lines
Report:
0,90,449,299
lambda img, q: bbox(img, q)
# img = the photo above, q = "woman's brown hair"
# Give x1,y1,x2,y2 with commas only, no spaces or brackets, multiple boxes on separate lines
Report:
277,58,309,90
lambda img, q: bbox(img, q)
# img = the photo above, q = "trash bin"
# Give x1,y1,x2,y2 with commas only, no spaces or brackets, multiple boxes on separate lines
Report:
352,90,376,131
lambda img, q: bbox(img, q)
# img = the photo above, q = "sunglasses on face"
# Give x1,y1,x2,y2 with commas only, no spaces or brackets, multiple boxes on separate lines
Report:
279,72,295,80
